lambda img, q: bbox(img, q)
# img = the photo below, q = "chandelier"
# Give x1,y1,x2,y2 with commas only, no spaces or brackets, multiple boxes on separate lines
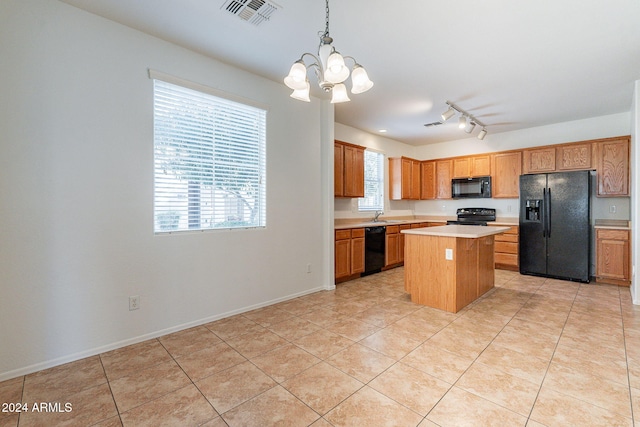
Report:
283,0,373,103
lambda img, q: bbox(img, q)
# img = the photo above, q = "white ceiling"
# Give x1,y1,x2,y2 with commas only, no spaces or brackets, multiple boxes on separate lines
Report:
60,0,640,145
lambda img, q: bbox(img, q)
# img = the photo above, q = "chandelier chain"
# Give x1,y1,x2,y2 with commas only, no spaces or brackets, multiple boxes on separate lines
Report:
323,0,330,38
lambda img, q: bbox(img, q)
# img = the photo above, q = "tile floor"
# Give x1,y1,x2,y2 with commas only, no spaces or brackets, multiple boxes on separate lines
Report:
2,268,640,426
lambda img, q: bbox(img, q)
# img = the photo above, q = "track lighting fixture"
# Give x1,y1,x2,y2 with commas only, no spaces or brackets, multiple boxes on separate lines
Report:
440,101,488,140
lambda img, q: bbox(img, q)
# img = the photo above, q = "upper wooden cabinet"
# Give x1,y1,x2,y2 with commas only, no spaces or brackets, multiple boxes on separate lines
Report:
522,147,556,174
334,140,365,198
557,142,594,171
491,151,522,198
452,155,491,178
436,159,453,199
389,157,421,200
597,136,630,197
420,161,437,200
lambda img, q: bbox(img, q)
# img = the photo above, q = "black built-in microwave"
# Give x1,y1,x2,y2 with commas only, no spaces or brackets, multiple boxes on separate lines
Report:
451,176,492,199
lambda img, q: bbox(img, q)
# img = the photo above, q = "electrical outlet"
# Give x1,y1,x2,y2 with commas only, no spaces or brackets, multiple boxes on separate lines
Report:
609,205,617,214
445,248,453,260
507,205,512,213
129,296,140,311
306,263,312,273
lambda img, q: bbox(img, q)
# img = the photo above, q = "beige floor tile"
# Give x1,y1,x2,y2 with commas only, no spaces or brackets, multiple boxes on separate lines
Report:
268,317,321,341
326,343,396,383
199,416,231,427
402,342,475,384
282,362,363,415
327,318,381,341
18,382,117,427
274,297,319,316
542,362,632,418
0,378,24,418
225,328,289,359
427,386,527,427
100,340,172,381
425,327,492,360
196,361,276,414
222,385,319,427
476,342,550,385
456,362,540,416
299,307,352,328
552,341,629,385
175,342,246,381
293,329,354,359
359,327,422,360
158,325,222,358
531,386,632,427
242,305,296,327
205,315,263,340
251,343,320,383
109,360,191,413
23,356,107,402
369,362,450,416
120,384,217,427
324,386,423,427
491,324,559,361
93,417,123,427
391,313,447,341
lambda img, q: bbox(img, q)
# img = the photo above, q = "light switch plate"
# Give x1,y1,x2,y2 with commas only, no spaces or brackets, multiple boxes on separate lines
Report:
445,248,453,260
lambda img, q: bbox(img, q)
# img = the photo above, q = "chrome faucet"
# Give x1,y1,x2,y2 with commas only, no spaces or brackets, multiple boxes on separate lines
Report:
373,211,384,222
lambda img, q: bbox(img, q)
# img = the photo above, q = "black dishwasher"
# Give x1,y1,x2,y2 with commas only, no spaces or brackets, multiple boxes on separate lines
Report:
364,226,386,276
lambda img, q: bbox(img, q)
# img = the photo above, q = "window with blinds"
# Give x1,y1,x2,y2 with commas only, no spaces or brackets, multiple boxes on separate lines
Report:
359,150,384,211
153,79,267,233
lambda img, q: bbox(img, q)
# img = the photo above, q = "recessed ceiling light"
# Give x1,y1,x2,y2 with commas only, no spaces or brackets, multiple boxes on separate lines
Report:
379,129,387,133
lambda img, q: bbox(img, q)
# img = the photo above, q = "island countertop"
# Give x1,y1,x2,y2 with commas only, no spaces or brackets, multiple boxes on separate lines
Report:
401,224,511,239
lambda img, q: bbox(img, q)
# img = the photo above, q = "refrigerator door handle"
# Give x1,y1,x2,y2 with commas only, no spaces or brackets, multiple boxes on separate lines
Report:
542,188,547,237
546,188,551,237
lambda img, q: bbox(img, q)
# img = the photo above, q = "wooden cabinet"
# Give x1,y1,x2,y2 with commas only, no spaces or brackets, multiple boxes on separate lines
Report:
335,228,365,280
595,228,630,286
494,226,519,271
557,142,594,171
420,161,437,200
491,151,522,198
385,226,401,266
436,159,453,199
389,157,421,200
398,224,411,263
334,140,365,198
452,155,491,178
597,137,630,197
523,147,556,174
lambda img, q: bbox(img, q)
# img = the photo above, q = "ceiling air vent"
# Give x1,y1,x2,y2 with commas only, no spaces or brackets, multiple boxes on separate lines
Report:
221,0,281,26
424,121,444,128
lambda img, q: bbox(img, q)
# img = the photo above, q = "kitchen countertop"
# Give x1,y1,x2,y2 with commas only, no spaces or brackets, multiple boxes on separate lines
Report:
335,216,518,230
594,219,631,230
401,224,512,238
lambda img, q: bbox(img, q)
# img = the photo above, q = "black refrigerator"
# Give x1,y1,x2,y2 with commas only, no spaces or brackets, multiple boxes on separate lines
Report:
519,170,591,282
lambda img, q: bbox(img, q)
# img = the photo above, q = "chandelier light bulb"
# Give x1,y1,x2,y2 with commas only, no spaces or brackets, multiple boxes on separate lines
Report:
324,52,349,84
284,61,308,90
290,81,311,102
351,65,373,94
330,83,350,103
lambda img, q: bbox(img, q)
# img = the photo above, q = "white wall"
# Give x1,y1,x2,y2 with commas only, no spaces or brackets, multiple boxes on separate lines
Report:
0,0,327,380
631,81,639,302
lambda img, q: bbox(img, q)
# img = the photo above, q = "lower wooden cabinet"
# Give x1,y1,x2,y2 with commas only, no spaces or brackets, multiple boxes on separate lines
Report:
595,228,631,286
385,225,401,266
335,228,365,280
494,226,519,271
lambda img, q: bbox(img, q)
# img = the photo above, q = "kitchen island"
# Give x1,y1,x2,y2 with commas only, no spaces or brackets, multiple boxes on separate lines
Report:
402,225,511,313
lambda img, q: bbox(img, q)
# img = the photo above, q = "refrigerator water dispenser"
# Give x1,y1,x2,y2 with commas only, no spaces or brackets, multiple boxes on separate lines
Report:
525,199,542,222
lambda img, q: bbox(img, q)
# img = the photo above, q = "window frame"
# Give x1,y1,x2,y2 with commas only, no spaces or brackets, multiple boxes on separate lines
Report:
358,149,385,212
150,70,267,234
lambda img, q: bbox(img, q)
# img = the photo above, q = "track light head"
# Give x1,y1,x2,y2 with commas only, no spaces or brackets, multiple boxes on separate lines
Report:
441,107,455,121
477,128,487,140
465,122,476,134
458,115,467,129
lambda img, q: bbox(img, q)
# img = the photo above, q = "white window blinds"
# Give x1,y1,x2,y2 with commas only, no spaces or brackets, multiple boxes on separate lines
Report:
153,79,266,233
359,150,384,211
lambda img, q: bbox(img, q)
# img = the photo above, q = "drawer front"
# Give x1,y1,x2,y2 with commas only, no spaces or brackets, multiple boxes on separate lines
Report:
411,222,427,229
335,229,351,240
399,224,411,231
495,234,518,243
597,229,629,241
495,241,518,254
351,228,365,238
386,225,400,234
495,252,518,266
501,226,518,234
